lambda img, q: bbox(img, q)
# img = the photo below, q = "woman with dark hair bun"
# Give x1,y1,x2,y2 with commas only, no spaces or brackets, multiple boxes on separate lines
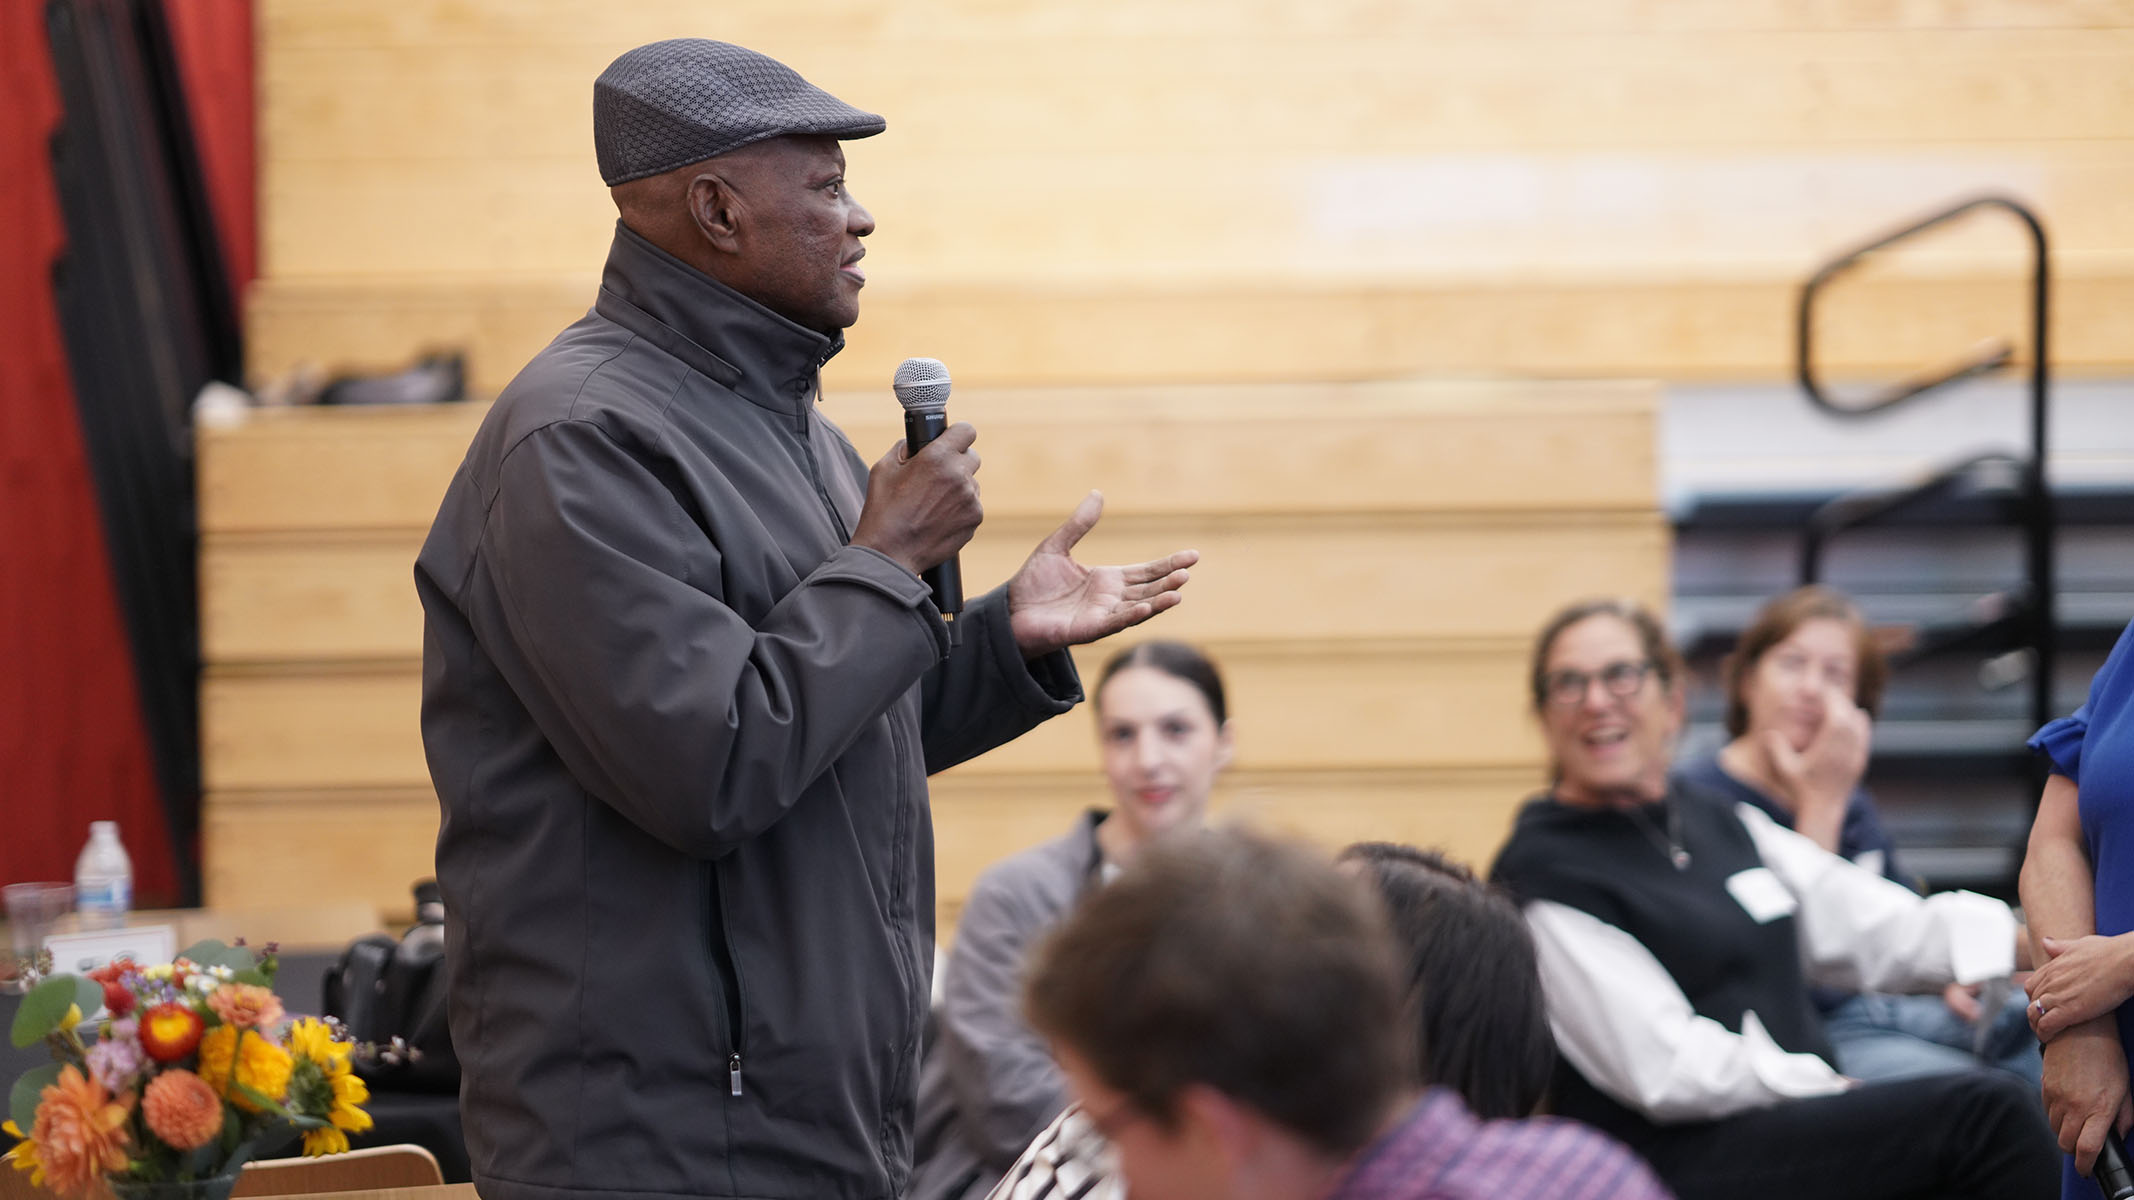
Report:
909,641,1232,1200
1489,597,2055,1200
1336,842,1556,1120
1675,585,2038,1089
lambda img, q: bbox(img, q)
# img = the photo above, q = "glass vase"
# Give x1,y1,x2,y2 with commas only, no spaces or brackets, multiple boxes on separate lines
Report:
107,1173,242,1200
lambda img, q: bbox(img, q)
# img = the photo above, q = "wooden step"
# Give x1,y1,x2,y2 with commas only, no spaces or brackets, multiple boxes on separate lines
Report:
246,265,2134,394
197,380,1660,533
200,638,1552,791
199,513,1669,663
203,764,1551,925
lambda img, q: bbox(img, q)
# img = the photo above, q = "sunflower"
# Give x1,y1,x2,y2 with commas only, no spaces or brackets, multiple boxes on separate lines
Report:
3,1119,46,1188
284,1019,371,1156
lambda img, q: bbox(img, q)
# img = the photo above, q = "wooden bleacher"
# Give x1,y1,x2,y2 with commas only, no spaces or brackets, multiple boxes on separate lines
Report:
246,0,2134,392
196,382,1665,926
221,0,2134,921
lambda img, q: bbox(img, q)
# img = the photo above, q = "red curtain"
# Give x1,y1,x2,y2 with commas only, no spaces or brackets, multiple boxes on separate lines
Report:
0,0,253,905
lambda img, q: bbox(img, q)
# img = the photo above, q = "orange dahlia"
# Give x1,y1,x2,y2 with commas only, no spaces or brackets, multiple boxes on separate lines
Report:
141,1070,223,1152
28,1066,131,1198
206,984,283,1032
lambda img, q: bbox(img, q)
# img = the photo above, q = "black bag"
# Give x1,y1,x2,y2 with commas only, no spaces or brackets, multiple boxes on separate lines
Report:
324,880,459,1093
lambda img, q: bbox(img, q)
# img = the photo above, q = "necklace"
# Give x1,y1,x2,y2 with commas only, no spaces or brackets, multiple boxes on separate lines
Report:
1622,799,1691,871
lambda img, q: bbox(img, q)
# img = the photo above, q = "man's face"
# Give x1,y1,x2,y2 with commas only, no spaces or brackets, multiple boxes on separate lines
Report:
1057,1047,1231,1200
712,136,874,334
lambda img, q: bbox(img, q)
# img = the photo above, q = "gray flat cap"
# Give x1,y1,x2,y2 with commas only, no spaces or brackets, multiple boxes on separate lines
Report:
594,39,885,186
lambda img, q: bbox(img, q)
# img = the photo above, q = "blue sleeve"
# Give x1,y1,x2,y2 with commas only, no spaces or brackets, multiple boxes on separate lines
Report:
2029,618,2134,783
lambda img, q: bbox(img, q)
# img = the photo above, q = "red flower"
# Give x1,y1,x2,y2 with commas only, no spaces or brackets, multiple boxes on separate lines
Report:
85,962,136,1018
137,1003,205,1063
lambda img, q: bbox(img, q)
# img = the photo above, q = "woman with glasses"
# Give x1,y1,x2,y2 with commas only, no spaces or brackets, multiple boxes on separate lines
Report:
1489,597,2055,1200
1675,585,2038,1089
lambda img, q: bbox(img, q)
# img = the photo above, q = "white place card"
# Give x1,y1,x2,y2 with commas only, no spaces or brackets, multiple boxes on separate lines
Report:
42,924,177,978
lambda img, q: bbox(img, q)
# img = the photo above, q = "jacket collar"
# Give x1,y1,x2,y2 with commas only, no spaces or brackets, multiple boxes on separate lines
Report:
593,221,845,416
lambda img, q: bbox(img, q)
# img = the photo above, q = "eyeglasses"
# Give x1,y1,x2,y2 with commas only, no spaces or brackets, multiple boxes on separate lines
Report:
1541,659,1656,707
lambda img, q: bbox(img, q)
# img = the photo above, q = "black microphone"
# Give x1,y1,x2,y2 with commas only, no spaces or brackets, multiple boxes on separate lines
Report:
891,356,963,643
2100,1130,2134,1200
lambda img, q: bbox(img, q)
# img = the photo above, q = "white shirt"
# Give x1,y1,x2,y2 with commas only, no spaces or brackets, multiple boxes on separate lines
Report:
1526,801,2018,1123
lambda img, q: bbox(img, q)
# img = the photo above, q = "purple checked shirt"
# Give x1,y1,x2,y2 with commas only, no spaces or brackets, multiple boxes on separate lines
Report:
1329,1089,1674,1200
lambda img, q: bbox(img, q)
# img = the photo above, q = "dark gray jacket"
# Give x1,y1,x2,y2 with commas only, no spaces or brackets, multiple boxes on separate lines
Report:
416,224,1080,1200
910,812,1106,1200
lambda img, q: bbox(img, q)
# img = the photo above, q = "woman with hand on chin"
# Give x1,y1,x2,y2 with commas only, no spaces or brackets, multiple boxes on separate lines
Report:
2019,615,2134,1198
1675,586,2039,1089
908,641,1233,1200
1489,598,2055,1200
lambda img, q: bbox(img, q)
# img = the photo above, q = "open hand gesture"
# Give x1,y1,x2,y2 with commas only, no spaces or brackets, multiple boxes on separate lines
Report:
1007,492,1196,659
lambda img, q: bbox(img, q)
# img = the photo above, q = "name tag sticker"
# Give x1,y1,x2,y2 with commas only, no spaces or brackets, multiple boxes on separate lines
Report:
1725,867,1797,924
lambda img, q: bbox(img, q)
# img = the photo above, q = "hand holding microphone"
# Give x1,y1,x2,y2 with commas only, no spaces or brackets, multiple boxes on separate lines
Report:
850,357,977,638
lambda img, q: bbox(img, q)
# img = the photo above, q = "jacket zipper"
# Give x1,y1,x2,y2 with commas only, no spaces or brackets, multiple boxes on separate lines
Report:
792,376,850,542
877,712,921,1187
705,864,748,1096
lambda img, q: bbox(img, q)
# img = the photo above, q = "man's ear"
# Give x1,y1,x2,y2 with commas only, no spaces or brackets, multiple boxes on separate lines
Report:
688,172,742,255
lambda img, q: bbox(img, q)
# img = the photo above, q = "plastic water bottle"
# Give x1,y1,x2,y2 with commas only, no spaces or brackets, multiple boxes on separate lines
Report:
74,822,133,931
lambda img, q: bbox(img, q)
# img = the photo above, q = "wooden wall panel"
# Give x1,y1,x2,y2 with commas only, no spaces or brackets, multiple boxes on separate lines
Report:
201,790,439,919
258,1,2134,48
260,33,2134,165
255,149,2134,281
246,267,2134,395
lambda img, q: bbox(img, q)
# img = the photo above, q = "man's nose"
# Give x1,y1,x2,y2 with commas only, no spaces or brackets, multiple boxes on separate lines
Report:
848,194,875,237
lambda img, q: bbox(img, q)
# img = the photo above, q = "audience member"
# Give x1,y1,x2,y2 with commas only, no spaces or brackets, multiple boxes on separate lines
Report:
1020,827,1673,1200
1675,585,2038,1088
1490,597,2056,1199
1336,842,1555,1118
2022,614,2134,1196
912,641,1233,1200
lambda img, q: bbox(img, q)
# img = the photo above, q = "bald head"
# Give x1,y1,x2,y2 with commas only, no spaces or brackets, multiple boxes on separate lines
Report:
613,135,875,335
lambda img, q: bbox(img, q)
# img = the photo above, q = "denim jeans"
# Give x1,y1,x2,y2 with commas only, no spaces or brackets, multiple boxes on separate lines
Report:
1822,984,2043,1098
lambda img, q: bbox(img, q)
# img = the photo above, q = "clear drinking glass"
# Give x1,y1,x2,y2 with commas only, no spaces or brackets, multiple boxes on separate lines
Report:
3,881,75,994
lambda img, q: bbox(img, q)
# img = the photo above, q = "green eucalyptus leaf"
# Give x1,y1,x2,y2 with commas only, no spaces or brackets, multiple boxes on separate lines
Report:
11,976,83,1048
183,942,260,977
72,976,104,1020
176,940,230,965
229,968,270,988
9,1063,61,1134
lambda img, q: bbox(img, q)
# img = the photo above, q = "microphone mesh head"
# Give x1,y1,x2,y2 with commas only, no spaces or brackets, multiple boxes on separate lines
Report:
892,357,952,413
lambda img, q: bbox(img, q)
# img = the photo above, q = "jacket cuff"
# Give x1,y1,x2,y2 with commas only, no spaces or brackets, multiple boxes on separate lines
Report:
965,587,1082,714
816,545,951,658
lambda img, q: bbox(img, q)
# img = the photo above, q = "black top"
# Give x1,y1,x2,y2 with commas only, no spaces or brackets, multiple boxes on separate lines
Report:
1489,783,1832,1143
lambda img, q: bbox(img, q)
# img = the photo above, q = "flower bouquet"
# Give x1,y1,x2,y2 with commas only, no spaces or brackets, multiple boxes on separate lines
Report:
3,941,372,1200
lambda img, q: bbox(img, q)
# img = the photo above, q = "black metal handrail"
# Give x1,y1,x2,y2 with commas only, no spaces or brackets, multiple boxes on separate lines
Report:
1794,194,2054,737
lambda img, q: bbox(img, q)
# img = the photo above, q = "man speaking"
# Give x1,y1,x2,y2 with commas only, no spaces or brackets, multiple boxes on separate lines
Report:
414,38,1196,1200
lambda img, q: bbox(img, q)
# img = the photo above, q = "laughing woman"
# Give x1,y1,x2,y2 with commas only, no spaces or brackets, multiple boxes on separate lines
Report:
908,641,1233,1200
1490,598,2055,1200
